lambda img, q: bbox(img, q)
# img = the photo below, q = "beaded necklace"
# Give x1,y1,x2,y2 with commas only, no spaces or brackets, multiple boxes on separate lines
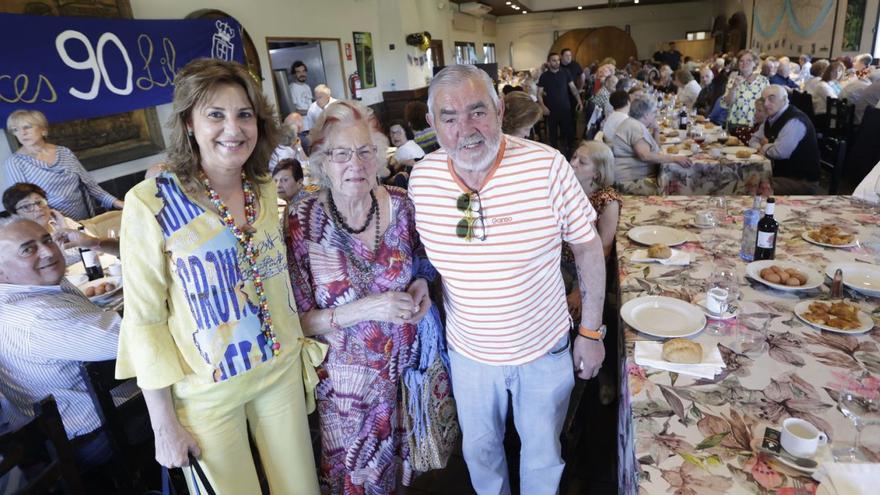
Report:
201,172,280,356
328,189,381,250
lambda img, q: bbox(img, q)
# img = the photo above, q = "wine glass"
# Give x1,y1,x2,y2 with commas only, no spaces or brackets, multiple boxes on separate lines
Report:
705,264,739,336
833,382,880,462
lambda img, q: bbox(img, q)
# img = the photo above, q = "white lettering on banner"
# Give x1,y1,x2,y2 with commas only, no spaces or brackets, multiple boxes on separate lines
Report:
96,33,133,95
55,30,100,100
55,30,134,100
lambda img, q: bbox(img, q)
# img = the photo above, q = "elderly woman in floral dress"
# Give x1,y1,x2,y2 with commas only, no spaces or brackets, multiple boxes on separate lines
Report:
286,99,441,494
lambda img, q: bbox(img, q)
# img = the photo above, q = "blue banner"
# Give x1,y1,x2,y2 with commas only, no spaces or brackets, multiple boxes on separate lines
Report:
0,13,246,125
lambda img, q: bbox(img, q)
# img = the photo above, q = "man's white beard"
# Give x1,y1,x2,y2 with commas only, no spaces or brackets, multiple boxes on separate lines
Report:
446,131,502,173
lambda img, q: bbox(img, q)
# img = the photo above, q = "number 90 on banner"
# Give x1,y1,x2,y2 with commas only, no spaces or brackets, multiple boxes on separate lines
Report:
55,29,134,100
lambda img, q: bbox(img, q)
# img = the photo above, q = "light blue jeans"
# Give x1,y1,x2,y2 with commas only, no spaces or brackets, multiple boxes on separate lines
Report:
448,336,575,495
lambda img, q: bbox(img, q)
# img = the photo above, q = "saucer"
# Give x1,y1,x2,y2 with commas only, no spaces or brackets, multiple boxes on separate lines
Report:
691,222,715,229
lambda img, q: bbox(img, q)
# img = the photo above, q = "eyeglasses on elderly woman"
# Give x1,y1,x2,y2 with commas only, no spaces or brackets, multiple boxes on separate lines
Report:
325,145,378,163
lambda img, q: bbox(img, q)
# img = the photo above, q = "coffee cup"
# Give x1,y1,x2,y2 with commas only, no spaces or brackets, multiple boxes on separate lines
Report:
710,148,722,159
780,418,827,458
107,263,122,277
695,211,713,227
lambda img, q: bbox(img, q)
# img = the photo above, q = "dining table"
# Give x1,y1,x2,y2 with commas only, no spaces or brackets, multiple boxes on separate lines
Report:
614,195,880,494
654,120,773,197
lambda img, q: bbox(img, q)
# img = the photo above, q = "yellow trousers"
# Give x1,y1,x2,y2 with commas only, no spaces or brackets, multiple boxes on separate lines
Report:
173,355,320,495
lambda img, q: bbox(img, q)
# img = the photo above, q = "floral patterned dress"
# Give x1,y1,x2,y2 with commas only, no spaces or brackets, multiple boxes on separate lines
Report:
287,187,433,494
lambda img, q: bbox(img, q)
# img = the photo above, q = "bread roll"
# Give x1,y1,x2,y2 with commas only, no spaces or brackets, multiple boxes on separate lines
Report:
647,243,672,259
735,150,752,159
662,338,703,364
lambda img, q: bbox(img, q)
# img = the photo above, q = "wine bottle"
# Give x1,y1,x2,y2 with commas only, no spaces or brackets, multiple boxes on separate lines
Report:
678,108,688,130
78,227,105,281
753,197,779,260
740,196,763,261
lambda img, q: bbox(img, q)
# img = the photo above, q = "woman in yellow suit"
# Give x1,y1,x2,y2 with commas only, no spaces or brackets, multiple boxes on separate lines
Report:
116,58,323,494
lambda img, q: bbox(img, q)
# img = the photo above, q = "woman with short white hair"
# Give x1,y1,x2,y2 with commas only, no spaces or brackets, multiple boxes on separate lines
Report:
610,96,691,195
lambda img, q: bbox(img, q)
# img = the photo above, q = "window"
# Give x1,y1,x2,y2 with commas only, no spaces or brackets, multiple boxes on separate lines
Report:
483,43,496,63
686,31,710,41
454,42,477,64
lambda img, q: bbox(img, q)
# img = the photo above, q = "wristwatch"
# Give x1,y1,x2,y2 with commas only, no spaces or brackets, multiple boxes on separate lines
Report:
578,324,607,341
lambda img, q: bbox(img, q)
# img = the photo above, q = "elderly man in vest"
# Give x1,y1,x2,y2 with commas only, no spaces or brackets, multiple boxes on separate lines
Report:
749,84,821,195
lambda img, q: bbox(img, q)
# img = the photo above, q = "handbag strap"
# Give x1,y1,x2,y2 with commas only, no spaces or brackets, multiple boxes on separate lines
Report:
187,453,216,495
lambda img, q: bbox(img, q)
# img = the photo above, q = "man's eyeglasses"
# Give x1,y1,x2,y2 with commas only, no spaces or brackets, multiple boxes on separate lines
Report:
16,198,47,212
325,145,378,163
456,191,487,242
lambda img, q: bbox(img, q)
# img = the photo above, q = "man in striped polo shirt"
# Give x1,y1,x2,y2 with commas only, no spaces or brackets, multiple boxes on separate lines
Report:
0,217,120,471
409,65,606,494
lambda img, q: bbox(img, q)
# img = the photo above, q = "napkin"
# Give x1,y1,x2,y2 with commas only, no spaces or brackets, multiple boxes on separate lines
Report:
634,341,725,378
631,249,691,266
813,461,880,495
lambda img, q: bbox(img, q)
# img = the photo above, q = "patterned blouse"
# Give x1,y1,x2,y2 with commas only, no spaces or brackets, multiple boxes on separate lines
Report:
4,146,118,220
722,74,769,127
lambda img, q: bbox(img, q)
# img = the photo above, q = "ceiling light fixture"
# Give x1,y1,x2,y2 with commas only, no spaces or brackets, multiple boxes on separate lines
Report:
522,10,527,13
577,6,583,9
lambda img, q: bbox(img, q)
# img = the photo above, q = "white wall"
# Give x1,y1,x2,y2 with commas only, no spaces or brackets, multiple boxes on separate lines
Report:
0,0,497,188
496,1,718,70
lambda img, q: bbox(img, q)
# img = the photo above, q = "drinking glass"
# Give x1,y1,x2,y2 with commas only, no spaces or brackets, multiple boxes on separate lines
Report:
833,380,880,462
857,230,880,265
106,228,117,240
708,197,728,224
705,264,739,336
734,314,769,356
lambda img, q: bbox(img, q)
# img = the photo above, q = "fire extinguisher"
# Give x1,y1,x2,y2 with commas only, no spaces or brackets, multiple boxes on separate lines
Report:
349,72,361,100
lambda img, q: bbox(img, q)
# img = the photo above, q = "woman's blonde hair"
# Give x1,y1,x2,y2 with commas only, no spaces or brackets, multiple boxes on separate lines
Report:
308,100,388,188
6,109,48,135
165,58,279,187
502,91,542,135
573,140,615,187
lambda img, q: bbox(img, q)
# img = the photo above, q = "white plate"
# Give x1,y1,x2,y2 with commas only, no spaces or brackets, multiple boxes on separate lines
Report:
627,226,691,246
78,276,123,301
691,222,715,229
662,146,693,157
794,300,875,334
746,260,823,291
658,136,682,144
825,262,880,297
621,296,706,338
694,295,737,320
801,230,859,249
721,145,755,154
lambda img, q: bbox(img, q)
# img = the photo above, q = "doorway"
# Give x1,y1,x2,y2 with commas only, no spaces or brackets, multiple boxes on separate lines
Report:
266,37,347,119
428,39,445,69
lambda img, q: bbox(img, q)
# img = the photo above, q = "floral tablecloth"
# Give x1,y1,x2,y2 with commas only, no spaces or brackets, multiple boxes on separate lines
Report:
615,196,880,494
658,156,773,197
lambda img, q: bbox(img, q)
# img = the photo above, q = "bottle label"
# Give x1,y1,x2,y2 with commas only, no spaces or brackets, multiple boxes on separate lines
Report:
81,250,99,267
756,231,776,249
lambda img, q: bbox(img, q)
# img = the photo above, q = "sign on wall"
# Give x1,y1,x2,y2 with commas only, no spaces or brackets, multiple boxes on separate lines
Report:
353,31,376,89
0,13,245,125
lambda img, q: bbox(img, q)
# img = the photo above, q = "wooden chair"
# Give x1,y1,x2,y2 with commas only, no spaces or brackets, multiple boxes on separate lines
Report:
820,97,855,194
0,396,85,494
789,91,815,123
81,360,153,492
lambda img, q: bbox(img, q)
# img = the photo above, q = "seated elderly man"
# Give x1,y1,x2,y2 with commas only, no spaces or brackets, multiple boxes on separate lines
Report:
304,84,337,132
769,60,799,90
0,216,119,471
749,85,821,195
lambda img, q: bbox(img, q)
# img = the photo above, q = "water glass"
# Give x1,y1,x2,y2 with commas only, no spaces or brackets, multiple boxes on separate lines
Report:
705,265,739,336
833,378,880,462
734,314,769,356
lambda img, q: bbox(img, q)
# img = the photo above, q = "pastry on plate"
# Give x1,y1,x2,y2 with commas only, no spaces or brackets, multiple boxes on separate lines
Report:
647,243,672,259
662,338,702,364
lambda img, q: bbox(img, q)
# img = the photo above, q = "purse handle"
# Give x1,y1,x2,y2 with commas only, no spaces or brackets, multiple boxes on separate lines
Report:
187,453,217,495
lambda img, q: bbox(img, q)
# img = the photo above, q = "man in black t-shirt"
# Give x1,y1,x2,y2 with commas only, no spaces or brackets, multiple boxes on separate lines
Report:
538,52,582,156
560,48,584,138
665,42,682,71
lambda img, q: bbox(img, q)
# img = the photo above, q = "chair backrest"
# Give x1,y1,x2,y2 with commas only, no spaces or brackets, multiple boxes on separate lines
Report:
825,97,855,138
0,396,85,494
847,105,880,185
790,91,815,120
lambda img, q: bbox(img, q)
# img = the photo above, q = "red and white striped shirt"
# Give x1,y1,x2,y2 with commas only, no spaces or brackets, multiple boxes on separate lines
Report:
408,136,597,365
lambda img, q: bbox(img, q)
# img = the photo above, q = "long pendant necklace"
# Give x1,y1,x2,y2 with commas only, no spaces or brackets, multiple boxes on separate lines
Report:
201,172,280,356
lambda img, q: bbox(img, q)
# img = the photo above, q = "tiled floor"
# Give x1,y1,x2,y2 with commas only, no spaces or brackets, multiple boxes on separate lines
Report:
408,379,619,495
